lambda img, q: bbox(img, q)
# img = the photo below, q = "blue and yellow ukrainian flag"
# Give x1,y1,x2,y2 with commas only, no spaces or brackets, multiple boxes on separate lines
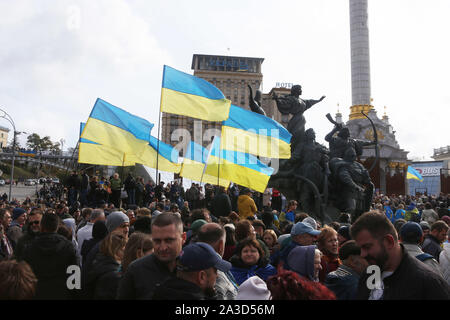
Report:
18,150,37,157
160,65,231,121
129,136,181,174
407,166,424,182
221,105,292,159
79,121,180,173
179,141,229,187
81,98,155,155
78,122,135,166
204,137,274,193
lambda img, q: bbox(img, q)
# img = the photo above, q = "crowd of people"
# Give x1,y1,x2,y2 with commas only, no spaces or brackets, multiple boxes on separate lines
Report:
0,170,449,300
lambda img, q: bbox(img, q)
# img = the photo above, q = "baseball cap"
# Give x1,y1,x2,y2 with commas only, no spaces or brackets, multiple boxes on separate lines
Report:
400,222,423,243
177,242,231,272
291,222,321,236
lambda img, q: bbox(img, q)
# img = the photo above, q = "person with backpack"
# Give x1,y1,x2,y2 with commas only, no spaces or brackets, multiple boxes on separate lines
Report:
399,222,443,277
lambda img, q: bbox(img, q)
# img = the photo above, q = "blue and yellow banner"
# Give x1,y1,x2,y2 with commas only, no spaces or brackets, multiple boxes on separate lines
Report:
78,122,135,166
205,137,273,193
221,105,292,159
79,121,180,173
18,150,37,157
407,166,424,182
161,65,231,121
180,141,229,187
81,98,154,155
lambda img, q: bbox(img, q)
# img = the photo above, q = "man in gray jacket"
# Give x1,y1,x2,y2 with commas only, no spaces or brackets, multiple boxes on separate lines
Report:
197,223,238,300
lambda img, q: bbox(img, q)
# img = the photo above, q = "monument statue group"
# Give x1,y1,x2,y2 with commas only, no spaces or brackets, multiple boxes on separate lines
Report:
249,85,378,224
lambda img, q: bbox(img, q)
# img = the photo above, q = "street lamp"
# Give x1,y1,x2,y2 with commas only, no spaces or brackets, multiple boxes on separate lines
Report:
0,108,25,202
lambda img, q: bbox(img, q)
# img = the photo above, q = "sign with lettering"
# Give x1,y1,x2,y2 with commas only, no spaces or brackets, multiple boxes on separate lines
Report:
413,166,441,177
276,82,293,89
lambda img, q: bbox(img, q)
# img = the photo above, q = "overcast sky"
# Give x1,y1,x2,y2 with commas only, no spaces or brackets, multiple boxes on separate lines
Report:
1,0,449,160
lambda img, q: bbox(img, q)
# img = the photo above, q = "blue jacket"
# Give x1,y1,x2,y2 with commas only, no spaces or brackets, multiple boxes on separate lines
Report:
285,210,295,223
384,206,394,223
325,265,360,300
230,256,277,286
393,209,405,222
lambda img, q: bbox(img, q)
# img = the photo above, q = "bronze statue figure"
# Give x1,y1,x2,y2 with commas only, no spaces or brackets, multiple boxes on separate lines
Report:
325,124,375,159
272,85,325,150
248,84,266,116
328,148,374,219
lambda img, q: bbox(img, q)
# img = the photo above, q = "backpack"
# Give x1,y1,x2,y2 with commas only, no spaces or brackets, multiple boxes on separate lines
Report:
416,253,434,262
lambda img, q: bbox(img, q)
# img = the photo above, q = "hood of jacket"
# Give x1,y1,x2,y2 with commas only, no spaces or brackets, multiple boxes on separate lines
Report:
31,232,74,257
287,245,316,281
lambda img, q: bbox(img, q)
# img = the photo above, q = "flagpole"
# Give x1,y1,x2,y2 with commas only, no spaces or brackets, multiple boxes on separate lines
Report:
157,67,166,186
156,107,161,185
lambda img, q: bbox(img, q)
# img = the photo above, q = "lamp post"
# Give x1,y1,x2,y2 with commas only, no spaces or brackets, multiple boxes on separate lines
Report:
0,108,25,202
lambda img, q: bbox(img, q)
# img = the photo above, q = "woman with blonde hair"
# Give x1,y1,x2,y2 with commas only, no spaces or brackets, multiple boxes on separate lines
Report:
121,232,153,273
317,226,341,283
262,229,280,266
87,233,127,299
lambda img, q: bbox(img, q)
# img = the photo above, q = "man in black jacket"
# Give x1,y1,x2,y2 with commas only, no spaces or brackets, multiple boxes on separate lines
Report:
66,171,81,207
14,208,43,261
422,220,449,262
22,213,78,299
351,211,449,300
211,186,232,218
80,171,90,208
152,242,231,300
117,212,186,299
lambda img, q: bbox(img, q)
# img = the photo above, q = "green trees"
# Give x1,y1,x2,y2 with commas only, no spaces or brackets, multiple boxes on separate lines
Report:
26,133,61,154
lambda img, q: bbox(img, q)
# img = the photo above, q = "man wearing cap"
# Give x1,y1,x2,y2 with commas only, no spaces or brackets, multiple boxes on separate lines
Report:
7,207,27,248
152,242,231,300
237,188,257,220
325,240,368,300
399,222,442,276
117,212,186,300
279,221,321,271
351,211,450,300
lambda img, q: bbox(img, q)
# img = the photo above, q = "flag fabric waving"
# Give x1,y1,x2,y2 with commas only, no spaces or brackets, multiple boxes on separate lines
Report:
79,121,180,173
204,137,273,193
78,122,135,166
161,65,231,121
81,98,154,155
221,104,292,159
179,140,230,187
407,166,424,182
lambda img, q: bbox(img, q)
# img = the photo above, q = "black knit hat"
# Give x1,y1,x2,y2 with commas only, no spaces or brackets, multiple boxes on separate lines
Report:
337,225,351,240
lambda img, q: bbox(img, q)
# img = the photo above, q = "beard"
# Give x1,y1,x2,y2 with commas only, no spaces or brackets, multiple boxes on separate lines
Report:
203,286,216,299
366,244,389,271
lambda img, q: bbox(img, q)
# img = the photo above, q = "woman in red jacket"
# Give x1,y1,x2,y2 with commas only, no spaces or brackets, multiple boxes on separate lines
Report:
317,226,341,283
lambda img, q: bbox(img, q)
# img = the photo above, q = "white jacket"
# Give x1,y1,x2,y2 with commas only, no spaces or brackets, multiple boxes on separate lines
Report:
439,242,450,285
